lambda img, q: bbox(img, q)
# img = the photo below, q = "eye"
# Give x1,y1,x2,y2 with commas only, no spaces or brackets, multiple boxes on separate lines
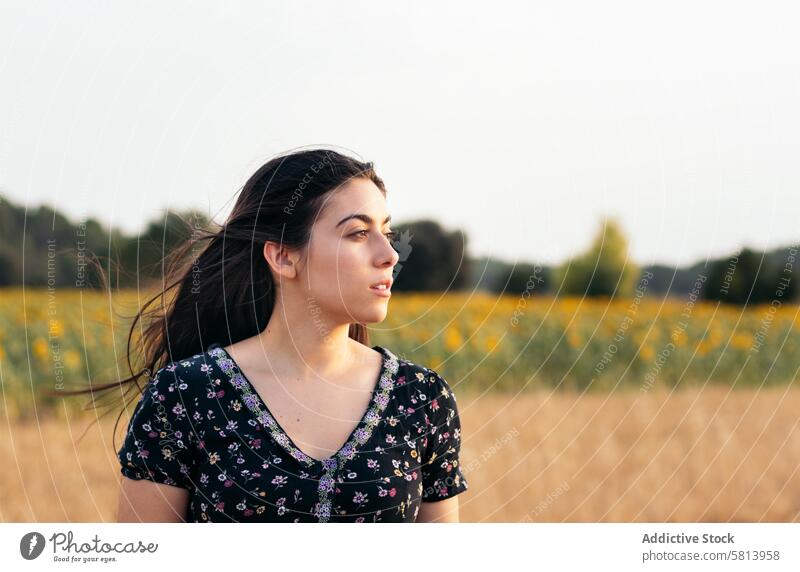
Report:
351,229,398,240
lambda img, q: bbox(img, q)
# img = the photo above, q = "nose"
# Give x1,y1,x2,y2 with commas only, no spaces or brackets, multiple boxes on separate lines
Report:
380,236,400,268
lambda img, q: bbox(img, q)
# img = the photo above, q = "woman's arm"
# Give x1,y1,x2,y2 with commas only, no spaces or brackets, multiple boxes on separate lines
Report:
417,370,469,521
416,496,460,523
116,476,191,522
116,366,199,522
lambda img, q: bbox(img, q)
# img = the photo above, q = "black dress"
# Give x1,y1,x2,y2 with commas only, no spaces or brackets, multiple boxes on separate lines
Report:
117,343,469,522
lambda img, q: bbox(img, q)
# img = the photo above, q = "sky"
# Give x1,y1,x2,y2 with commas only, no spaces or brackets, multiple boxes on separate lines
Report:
1,0,798,268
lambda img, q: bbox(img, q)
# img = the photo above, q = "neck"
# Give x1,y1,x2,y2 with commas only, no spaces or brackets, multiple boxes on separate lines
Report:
250,293,364,379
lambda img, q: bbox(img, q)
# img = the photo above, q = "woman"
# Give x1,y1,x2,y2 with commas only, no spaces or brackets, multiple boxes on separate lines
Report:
106,148,468,522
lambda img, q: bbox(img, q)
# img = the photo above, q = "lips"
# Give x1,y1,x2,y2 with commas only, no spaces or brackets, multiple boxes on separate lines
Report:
370,277,393,291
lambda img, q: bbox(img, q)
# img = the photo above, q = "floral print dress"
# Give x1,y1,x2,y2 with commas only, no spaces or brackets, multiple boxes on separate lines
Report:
117,344,469,522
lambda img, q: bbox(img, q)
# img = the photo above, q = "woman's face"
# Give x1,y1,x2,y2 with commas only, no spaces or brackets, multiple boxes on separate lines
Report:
300,177,400,326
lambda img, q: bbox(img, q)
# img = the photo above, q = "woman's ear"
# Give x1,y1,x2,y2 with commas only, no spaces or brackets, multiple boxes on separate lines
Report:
263,240,301,280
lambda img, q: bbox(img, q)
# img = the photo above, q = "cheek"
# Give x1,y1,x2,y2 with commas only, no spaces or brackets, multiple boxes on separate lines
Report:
306,242,363,293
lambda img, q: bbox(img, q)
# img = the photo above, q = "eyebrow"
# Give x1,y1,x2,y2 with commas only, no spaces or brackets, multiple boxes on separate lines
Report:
335,213,392,228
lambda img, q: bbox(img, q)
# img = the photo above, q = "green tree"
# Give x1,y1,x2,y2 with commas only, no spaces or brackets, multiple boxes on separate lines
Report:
496,262,551,296
705,246,796,305
118,210,211,286
390,220,470,292
553,216,640,298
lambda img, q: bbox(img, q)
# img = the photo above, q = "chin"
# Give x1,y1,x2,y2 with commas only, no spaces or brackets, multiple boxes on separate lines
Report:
355,305,390,324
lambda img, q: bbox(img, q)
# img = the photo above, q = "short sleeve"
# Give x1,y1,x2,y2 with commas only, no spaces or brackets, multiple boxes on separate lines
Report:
421,371,469,502
117,366,198,490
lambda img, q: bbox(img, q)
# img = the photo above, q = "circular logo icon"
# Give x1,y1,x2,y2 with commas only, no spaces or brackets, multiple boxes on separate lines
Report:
19,532,46,560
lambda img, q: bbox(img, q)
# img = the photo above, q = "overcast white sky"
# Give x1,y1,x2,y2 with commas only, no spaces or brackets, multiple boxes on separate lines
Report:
1,1,798,267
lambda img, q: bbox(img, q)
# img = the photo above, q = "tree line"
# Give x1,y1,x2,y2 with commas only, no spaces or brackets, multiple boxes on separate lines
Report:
0,194,795,305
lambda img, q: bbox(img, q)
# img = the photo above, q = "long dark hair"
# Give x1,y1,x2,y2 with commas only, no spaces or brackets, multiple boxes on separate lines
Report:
57,148,387,442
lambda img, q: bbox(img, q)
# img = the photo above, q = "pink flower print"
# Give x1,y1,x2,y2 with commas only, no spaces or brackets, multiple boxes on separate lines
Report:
224,479,234,487
353,492,368,508
271,475,287,488
389,488,396,498
431,398,440,412
243,509,254,517
355,516,365,522
200,364,212,373
216,389,225,398
316,502,331,520
215,502,225,511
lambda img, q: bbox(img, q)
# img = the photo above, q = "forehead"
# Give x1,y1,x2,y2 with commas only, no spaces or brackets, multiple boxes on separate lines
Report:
321,178,389,223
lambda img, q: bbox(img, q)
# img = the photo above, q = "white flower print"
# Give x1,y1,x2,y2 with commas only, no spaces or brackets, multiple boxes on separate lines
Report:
353,491,368,508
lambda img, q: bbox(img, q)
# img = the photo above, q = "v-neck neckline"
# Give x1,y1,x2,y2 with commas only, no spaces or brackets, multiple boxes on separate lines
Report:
208,343,399,472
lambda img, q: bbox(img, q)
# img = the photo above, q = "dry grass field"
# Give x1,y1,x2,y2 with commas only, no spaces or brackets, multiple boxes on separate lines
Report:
2,384,798,522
